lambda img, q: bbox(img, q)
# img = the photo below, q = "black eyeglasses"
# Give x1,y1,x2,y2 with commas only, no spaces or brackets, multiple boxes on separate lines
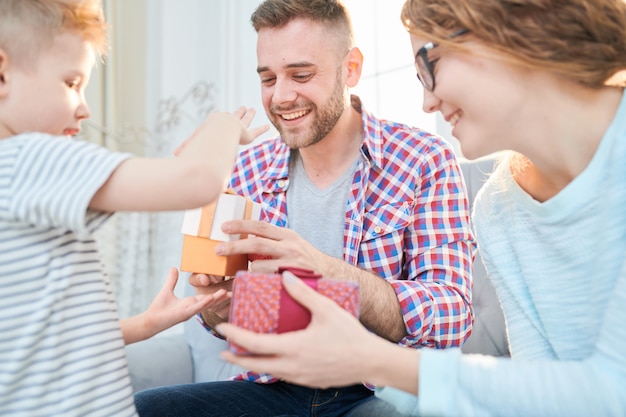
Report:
415,29,469,92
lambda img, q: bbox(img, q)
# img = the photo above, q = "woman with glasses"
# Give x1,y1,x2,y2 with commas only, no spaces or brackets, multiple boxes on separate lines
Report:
216,0,626,415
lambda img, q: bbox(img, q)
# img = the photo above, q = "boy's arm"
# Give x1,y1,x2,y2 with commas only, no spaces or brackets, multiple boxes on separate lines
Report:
121,267,231,344
90,108,268,213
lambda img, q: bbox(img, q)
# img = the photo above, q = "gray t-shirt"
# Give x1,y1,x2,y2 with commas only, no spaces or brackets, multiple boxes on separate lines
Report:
286,151,358,259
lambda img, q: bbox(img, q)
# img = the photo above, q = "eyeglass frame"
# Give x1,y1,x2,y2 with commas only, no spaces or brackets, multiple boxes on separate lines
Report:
415,29,469,92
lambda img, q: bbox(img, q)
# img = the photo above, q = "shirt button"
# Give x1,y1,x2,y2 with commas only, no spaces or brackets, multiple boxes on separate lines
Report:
277,180,286,188
374,226,382,234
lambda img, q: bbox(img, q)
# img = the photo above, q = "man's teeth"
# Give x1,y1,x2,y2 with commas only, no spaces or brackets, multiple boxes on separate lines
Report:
282,110,308,120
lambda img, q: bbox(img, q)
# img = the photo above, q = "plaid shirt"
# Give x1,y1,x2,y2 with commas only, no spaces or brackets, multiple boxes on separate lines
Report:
218,96,475,384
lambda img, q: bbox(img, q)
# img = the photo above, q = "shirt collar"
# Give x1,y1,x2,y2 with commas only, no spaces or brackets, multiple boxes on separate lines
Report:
352,95,385,170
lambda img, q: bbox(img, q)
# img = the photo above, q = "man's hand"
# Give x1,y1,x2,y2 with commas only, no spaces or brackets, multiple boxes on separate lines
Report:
215,220,331,274
188,273,234,329
214,220,407,342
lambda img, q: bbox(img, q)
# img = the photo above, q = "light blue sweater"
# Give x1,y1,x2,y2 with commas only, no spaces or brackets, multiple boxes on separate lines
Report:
377,90,626,416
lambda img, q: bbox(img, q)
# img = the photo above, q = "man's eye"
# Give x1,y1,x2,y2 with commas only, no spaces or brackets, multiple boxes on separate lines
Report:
293,74,313,82
66,80,80,89
260,77,276,86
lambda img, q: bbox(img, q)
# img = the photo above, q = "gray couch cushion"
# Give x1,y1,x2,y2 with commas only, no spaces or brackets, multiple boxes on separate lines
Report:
183,282,246,382
125,332,193,392
459,155,509,356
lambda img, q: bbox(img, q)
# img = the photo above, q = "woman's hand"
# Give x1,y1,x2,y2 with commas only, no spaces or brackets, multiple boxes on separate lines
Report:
217,271,390,388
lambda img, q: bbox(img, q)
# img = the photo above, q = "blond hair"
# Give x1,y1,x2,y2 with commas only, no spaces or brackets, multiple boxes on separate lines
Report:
400,0,626,88
0,0,108,66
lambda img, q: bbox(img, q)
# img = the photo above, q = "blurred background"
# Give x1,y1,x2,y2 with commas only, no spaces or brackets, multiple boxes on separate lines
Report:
85,0,458,325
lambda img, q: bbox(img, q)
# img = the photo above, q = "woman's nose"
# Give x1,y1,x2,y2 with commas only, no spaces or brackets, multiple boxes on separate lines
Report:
422,88,440,114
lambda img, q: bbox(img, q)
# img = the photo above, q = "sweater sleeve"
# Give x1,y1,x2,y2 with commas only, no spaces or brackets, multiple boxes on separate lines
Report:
417,292,626,417
378,298,626,417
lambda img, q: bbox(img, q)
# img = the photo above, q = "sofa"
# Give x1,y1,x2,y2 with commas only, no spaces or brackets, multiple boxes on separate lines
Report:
125,154,509,393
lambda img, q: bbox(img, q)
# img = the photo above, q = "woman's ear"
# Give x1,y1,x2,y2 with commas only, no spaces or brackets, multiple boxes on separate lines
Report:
345,47,363,88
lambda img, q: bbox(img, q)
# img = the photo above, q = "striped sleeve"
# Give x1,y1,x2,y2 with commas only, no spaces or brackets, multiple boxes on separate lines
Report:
5,133,131,235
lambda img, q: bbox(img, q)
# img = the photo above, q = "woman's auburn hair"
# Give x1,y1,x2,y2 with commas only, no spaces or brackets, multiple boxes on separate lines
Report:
401,0,626,88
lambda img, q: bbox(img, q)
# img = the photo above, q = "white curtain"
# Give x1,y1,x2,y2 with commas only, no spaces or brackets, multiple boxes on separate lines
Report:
89,0,267,319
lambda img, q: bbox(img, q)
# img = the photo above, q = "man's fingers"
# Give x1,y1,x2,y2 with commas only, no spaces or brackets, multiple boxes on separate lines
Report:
217,236,279,259
189,273,213,287
209,275,225,284
248,258,285,274
222,220,284,240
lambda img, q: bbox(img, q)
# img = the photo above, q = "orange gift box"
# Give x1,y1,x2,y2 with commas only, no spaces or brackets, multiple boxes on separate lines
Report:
180,190,262,276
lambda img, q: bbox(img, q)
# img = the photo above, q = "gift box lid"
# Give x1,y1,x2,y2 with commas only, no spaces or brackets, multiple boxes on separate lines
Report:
180,191,262,242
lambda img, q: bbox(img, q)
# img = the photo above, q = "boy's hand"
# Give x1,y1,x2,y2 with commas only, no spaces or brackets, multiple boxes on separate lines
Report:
233,106,270,145
145,267,231,333
173,106,269,156
123,267,231,344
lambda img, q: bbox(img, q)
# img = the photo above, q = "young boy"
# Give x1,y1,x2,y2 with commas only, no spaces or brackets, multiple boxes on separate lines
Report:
0,0,266,415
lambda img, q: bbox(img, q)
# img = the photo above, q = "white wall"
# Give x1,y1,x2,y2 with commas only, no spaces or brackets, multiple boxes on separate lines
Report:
346,0,434,129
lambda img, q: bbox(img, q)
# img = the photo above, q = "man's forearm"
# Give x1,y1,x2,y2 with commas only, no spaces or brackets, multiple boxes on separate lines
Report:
323,257,407,342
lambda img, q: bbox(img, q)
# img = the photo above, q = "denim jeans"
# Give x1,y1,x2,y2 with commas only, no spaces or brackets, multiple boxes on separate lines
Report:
134,380,408,417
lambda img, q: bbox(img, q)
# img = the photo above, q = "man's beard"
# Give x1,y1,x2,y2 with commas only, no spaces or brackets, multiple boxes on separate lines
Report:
271,66,348,149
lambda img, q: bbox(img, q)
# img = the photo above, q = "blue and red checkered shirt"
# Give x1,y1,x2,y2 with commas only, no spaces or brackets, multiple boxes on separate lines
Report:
212,96,475,384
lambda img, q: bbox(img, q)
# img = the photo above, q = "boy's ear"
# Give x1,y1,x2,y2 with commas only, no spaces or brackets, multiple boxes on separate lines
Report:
0,49,8,95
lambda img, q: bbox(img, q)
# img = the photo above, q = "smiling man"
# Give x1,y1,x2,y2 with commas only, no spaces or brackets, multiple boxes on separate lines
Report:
134,1,475,416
